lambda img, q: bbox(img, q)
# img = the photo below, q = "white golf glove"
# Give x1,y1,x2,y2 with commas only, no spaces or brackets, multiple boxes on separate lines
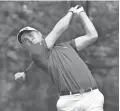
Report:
68,5,84,15
14,72,26,81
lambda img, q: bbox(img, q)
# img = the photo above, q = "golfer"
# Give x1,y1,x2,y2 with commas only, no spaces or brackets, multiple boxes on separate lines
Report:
15,5,104,111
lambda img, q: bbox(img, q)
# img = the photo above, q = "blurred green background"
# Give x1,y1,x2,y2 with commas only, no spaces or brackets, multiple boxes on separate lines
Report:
0,1,119,111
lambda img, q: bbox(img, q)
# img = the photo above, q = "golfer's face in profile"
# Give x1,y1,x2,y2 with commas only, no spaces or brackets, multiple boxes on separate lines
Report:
21,31,42,46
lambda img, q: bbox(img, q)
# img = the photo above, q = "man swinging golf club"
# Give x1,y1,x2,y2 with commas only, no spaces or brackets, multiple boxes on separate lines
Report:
15,5,104,111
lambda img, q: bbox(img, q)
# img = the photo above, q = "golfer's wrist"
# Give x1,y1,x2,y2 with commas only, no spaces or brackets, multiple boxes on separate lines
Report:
79,10,86,17
78,7,85,15
67,10,74,17
68,10,74,14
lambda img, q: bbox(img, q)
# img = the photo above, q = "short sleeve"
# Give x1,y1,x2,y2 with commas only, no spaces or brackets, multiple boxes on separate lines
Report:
67,39,78,52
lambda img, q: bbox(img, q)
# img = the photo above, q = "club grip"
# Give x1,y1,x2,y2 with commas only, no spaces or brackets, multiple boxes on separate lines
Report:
77,5,82,9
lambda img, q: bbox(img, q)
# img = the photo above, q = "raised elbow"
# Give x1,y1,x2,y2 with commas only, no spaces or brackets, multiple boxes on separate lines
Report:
90,30,98,39
93,31,98,38
87,31,98,43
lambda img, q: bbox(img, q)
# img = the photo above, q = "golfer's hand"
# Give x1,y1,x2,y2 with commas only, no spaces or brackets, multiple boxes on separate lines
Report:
14,72,26,81
75,5,85,15
68,5,84,16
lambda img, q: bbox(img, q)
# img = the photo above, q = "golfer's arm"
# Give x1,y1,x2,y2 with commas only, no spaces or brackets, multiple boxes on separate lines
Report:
75,11,98,51
45,12,73,49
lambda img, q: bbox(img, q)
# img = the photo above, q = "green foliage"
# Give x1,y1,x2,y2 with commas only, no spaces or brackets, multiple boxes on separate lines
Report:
0,1,119,111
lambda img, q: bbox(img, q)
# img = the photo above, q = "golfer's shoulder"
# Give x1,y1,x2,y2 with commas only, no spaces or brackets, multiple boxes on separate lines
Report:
54,40,72,47
54,40,78,52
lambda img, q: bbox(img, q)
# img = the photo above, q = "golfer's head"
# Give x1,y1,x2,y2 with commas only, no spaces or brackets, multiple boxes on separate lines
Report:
17,26,43,47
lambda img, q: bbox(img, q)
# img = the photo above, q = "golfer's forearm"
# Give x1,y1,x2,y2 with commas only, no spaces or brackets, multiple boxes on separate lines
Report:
45,12,73,49
79,12,98,38
53,12,73,34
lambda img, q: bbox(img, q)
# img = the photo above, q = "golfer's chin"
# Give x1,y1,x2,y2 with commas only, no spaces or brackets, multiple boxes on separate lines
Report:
25,41,43,54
